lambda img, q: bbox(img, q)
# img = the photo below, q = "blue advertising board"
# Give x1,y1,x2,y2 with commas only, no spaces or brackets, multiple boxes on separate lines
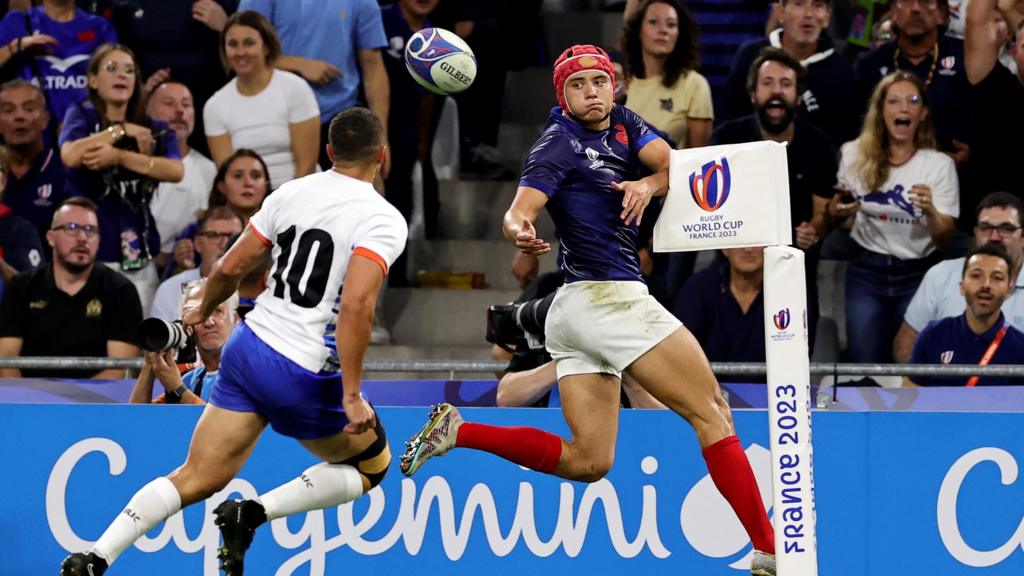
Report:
2,405,1023,575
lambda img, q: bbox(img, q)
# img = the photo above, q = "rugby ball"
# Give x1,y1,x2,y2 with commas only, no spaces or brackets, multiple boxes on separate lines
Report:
404,27,477,95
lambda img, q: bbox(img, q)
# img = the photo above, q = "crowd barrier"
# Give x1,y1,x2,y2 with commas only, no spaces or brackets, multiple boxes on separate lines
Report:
2,394,1024,574
6,377,1024,412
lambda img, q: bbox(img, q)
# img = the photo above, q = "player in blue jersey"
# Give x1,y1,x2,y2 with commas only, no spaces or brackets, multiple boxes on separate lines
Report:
401,45,776,575
59,108,407,576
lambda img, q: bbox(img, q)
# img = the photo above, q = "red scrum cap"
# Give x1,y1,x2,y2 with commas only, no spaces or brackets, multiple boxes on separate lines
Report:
552,44,616,112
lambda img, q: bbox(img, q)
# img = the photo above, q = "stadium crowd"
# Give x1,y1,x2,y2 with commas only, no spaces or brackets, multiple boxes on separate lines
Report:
0,0,1022,391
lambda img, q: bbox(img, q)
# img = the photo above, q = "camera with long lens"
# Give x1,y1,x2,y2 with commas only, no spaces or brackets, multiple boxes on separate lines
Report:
137,318,197,365
486,291,555,353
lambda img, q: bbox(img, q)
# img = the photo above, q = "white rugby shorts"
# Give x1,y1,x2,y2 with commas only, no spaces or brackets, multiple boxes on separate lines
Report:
544,280,682,379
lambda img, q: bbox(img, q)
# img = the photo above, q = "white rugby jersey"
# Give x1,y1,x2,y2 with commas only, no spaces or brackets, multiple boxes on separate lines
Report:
246,170,407,373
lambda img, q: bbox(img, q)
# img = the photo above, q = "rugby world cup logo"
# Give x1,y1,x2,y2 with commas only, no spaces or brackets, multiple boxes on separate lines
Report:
689,157,732,212
773,308,791,331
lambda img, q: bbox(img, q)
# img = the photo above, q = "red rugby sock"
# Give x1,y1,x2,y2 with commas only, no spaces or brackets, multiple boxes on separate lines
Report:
456,422,562,473
701,435,775,554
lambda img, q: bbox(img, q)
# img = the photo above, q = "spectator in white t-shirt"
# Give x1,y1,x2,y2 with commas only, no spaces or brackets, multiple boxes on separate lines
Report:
826,71,959,363
203,11,320,189
146,81,217,273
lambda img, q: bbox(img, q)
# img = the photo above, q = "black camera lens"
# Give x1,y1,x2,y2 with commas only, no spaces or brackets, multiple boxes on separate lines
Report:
137,318,188,352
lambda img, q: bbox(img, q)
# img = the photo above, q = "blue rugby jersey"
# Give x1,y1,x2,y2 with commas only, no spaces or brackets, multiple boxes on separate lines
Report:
519,106,661,284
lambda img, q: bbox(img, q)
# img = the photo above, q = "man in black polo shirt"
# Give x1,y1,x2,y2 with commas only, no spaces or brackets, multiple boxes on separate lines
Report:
965,0,1024,199
0,80,67,245
854,0,972,164
0,197,141,379
672,248,768,383
711,48,836,348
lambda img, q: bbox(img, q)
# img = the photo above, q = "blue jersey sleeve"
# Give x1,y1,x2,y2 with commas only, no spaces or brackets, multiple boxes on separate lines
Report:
58,103,92,145
619,106,660,156
152,120,182,160
0,11,22,45
97,15,118,44
519,130,575,197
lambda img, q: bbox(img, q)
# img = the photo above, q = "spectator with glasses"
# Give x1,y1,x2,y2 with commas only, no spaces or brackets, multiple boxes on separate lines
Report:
0,197,142,379
894,192,1024,361
149,206,242,322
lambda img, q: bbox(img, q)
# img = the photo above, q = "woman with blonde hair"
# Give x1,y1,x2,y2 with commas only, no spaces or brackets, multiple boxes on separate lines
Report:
827,71,958,363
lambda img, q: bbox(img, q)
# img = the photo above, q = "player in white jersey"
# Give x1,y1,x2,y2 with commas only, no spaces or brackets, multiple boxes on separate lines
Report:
60,108,408,576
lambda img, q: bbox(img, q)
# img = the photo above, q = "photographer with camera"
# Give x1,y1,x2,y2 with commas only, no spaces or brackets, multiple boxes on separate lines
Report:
130,278,238,404
488,271,666,409
60,44,184,315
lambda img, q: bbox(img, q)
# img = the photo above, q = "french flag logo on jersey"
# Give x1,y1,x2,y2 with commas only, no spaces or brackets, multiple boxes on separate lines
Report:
773,308,791,331
689,158,731,212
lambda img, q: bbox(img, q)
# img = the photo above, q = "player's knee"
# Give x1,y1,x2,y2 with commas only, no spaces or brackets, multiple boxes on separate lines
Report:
170,466,232,503
574,462,612,483
568,451,614,483
715,392,734,426
358,444,391,492
338,422,391,493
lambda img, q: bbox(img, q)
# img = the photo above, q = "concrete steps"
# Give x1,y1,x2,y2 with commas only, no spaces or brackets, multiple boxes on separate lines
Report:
382,287,522,348
436,179,556,240
409,239,561,290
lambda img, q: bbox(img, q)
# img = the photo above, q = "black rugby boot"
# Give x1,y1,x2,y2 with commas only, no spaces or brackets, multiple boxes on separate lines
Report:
213,499,267,576
59,552,108,576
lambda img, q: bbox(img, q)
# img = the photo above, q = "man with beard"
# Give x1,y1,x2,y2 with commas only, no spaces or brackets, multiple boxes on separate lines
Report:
894,192,1024,361
710,47,837,348
146,81,217,273
0,80,68,245
904,243,1024,386
723,0,858,142
853,0,972,172
0,197,142,379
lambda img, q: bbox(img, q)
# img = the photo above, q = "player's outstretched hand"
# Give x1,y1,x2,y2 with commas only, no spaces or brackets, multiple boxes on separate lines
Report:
514,219,551,256
343,394,376,434
181,299,207,329
612,179,654,226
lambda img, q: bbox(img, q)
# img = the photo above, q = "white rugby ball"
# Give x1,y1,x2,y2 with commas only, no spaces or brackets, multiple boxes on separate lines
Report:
404,27,477,95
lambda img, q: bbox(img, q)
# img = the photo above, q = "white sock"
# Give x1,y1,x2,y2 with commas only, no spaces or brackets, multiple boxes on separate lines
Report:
92,477,182,563
257,462,363,521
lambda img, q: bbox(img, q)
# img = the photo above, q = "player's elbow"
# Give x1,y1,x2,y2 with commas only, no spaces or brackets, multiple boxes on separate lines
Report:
339,295,375,324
